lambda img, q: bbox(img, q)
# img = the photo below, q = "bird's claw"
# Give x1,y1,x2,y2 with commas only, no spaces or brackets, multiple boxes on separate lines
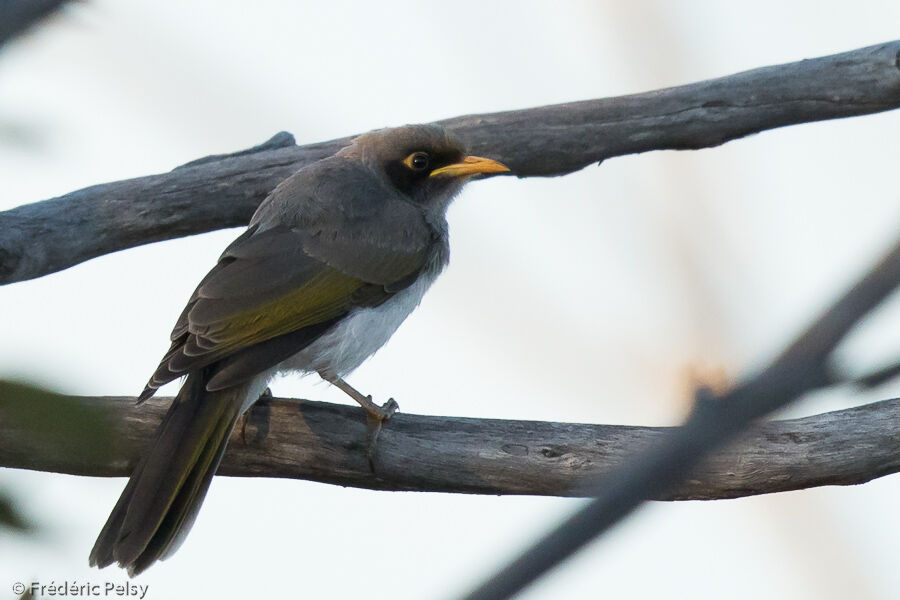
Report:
365,398,399,471
367,397,399,421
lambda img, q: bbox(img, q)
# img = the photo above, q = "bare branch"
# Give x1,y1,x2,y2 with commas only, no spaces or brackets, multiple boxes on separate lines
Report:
2,40,899,285
1,393,899,500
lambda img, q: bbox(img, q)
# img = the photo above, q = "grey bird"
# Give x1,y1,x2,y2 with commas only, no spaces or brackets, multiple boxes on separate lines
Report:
88,124,509,576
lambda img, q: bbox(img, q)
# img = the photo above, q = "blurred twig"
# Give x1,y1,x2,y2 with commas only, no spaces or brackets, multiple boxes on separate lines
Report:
0,0,71,48
850,359,900,388
0,491,32,533
0,379,112,536
0,380,112,465
462,233,900,600
1,40,899,284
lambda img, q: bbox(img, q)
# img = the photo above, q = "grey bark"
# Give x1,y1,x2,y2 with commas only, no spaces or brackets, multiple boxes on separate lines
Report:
2,40,899,284
1,393,898,501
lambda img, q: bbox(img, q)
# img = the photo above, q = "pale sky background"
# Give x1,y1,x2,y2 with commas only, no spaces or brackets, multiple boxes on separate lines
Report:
2,1,900,598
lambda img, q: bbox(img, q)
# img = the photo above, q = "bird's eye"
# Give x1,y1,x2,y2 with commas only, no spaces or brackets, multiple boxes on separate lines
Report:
404,152,430,172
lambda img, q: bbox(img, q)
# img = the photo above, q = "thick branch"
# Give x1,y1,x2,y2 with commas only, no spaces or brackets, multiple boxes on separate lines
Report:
1,394,898,501
2,41,899,284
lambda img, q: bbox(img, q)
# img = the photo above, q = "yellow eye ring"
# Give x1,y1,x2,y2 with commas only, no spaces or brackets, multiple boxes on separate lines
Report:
403,152,430,171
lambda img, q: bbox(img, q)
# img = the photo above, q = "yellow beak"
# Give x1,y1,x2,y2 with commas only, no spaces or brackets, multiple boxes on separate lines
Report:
429,155,510,178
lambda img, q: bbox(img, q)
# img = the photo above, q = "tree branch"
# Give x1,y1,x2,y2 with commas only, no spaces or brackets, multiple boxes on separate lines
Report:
2,40,899,284
1,393,899,501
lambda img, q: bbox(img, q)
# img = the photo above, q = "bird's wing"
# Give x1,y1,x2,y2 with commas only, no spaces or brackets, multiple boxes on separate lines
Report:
140,196,433,399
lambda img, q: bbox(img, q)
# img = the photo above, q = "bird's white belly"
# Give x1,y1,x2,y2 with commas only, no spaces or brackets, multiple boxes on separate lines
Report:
277,266,441,378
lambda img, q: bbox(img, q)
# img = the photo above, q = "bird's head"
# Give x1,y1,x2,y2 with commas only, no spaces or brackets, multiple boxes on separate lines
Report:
342,124,509,211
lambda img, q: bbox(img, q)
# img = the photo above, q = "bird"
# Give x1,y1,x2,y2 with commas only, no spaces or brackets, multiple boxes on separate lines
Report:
88,123,509,576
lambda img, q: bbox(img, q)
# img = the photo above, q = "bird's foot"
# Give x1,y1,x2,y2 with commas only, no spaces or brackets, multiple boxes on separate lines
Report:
360,395,400,421
364,397,398,472
318,373,400,471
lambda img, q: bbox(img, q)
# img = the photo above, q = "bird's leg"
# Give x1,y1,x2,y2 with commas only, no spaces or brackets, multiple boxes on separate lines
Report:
320,373,399,420
319,372,398,469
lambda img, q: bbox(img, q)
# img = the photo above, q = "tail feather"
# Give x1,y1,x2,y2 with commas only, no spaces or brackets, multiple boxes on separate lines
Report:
89,466,140,569
90,368,250,576
116,374,227,564
128,404,237,576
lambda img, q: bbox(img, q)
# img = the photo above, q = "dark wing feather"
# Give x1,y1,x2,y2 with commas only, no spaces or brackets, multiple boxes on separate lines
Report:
141,228,374,398
268,156,435,284
140,159,437,400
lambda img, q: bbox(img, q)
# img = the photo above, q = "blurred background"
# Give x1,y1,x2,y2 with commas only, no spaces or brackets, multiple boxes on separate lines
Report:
1,1,899,598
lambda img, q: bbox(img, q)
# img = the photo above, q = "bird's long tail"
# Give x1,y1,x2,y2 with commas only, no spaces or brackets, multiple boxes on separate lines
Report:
89,367,253,576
